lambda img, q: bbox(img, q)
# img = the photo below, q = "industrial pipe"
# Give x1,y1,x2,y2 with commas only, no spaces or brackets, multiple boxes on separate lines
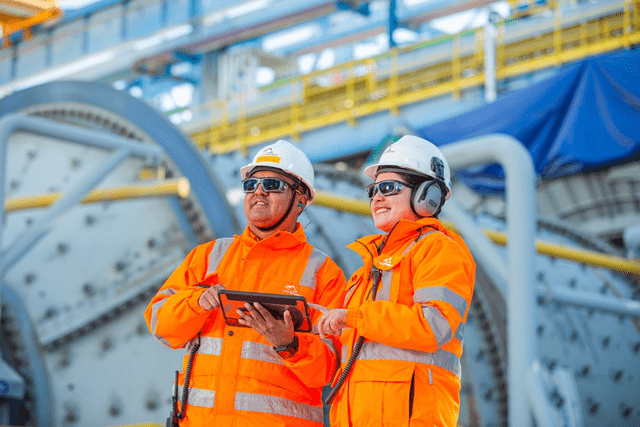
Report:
5,178,191,213
313,191,640,276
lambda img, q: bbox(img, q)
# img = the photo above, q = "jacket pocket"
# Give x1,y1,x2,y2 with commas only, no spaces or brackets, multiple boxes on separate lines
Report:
351,373,414,427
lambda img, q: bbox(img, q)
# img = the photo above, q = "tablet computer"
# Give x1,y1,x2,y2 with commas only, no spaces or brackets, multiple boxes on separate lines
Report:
218,290,312,332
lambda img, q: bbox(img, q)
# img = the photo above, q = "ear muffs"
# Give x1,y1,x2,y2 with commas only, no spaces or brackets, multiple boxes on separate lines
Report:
411,157,447,218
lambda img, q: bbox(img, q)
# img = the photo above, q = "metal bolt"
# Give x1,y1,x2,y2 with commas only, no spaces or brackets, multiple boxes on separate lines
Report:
579,365,590,377
57,243,68,255
611,369,623,382
620,403,632,419
570,330,578,341
82,283,95,297
24,273,36,285
602,336,611,349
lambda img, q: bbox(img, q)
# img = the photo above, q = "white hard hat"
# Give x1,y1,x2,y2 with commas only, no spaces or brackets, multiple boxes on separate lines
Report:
241,140,315,204
364,135,452,199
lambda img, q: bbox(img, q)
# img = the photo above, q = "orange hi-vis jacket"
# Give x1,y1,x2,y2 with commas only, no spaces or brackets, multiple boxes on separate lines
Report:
144,225,346,427
329,217,476,427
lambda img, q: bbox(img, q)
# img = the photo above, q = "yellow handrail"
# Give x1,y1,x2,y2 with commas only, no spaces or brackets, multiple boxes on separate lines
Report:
313,190,640,276
4,178,190,213
190,1,639,154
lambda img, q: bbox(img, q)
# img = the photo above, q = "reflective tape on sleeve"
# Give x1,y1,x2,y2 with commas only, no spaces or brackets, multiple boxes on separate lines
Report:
177,385,215,408
422,305,453,347
454,322,465,342
206,238,234,275
357,341,461,378
150,288,177,346
235,392,324,423
299,248,328,291
413,286,468,318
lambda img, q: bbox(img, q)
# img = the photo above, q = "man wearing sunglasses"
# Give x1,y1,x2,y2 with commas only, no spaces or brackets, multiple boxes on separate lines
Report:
145,140,346,426
315,135,476,427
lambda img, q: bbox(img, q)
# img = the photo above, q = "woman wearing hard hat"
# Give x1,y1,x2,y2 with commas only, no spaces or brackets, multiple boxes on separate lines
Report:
315,135,476,427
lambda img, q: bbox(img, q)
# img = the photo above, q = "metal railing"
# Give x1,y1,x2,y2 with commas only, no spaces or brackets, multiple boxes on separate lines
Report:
190,0,639,154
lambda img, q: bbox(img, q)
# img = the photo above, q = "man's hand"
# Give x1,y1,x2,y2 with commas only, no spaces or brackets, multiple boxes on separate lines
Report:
198,284,226,311
309,303,348,338
237,303,295,347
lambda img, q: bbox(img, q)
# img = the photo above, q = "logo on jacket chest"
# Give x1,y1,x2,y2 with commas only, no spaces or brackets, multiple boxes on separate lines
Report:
283,284,299,295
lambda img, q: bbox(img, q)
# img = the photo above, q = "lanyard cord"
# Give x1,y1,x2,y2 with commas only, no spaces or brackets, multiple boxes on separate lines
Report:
324,265,381,405
325,222,432,406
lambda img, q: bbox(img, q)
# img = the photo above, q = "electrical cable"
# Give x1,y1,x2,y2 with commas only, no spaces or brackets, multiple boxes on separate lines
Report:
177,334,201,421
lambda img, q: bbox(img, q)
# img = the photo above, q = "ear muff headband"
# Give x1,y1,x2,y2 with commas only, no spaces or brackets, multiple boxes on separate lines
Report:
410,157,447,218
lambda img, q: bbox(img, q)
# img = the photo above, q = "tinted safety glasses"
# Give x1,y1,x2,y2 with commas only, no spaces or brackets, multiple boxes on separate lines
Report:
242,177,290,193
366,180,413,199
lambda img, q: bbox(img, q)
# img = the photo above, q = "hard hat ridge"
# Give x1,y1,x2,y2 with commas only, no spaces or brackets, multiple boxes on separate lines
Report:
241,140,315,204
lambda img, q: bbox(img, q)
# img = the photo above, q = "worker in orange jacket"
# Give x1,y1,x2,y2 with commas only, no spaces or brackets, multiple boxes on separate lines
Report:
315,135,476,427
144,140,346,427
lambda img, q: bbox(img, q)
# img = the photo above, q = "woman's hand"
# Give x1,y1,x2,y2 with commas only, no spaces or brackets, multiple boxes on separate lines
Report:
237,303,295,347
198,284,226,311
310,303,348,338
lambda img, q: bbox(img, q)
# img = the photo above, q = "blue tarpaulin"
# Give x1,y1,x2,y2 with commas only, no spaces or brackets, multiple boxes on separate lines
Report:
418,48,640,195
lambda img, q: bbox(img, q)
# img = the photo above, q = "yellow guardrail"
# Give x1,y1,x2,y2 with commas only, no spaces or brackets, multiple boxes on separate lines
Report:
0,0,62,48
190,0,639,154
314,190,640,276
4,178,190,213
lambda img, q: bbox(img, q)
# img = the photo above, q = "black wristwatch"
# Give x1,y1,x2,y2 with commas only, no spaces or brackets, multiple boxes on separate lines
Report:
273,335,299,359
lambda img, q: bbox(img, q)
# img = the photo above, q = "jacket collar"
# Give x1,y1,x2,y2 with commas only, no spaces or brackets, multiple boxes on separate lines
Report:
238,223,308,250
348,217,445,267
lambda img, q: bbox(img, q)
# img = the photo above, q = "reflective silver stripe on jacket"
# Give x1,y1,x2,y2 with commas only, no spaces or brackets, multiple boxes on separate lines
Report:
320,337,338,357
150,288,177,346
401,230,436,256
413,286,468,318
177,385,215,408
235,392,324,423
205,237,234,275
344,285,357,305
454,322,465,343
343,342,461,378
298,248,328,291
241,341,285,366
188,336,223,356
375,231,436,302
422,305,452,347
376,270,393,301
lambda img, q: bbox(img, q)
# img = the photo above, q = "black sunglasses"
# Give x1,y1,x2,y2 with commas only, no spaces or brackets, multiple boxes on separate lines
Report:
366,180,414,199
242,177,290,193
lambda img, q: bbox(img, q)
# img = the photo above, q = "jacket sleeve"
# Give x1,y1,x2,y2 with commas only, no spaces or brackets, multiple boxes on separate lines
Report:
346,236,475,353
143,242,219,349
283,256,346,388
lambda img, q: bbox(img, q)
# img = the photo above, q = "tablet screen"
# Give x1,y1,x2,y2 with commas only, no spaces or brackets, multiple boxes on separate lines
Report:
218,290,312,332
